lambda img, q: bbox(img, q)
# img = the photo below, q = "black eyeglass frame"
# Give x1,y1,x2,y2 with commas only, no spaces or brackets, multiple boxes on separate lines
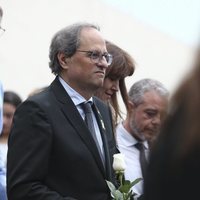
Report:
77,50,113,66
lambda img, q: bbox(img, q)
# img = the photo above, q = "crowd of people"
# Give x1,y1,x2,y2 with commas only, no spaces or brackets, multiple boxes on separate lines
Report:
1,4,200,200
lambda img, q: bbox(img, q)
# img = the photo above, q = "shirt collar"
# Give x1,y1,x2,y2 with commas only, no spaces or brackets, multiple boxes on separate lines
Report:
58,76,93,106
117,122,149,149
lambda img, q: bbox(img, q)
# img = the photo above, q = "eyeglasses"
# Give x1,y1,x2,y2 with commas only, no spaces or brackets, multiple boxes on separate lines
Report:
0,26,5,37
77,50,113,66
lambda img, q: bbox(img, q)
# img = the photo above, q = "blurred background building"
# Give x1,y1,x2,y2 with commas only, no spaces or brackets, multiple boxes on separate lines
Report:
0,0,200,103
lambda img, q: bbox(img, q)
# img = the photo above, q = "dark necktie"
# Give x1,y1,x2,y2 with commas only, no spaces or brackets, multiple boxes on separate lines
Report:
82,102,105,165
135,142,147,178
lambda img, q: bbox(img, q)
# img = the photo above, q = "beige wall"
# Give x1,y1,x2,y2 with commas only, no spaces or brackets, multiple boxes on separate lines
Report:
0,0,196,101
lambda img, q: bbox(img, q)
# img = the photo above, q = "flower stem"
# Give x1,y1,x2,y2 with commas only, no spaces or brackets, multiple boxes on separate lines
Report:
119,172,123,186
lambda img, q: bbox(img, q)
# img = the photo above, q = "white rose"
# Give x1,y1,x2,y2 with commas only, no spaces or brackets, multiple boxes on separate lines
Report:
112,153,126,172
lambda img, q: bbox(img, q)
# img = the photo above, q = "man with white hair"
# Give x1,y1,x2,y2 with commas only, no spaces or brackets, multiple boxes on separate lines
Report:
116,78,169,199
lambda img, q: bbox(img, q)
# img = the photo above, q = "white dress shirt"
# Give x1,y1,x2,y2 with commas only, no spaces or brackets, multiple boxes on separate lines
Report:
116,122,149,197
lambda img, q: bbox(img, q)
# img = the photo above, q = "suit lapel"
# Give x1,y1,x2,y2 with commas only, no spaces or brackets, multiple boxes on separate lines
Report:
50,77,105,176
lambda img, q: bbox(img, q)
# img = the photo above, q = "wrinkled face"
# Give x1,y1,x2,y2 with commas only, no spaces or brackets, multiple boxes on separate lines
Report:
59,27,108,99
129,91,168,142
3,103,16,136
96,77,119,102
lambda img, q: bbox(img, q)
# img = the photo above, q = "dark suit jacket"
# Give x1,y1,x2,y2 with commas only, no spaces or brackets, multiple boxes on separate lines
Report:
7,77,117,200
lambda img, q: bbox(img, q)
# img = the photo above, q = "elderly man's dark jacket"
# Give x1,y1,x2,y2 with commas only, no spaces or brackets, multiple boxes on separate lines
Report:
7,77,117,200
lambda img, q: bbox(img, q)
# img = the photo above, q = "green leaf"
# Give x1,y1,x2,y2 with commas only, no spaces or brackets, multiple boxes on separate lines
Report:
106,177,142,199
126,191,133,199
118,177,142,194
119,184,131,193
114,190,123,200
130,178,142,188
124,180,131,185
106,180,116,196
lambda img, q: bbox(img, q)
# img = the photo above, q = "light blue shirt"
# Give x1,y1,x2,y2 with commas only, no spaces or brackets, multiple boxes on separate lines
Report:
58,77,104,155
0,81,3,134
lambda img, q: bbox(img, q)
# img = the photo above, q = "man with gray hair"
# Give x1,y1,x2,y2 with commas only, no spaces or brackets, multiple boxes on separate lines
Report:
7,22,117,199
116,78,169,199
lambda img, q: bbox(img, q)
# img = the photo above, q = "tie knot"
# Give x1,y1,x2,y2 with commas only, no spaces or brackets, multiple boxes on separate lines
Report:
82,102,93,114
135,142,145,151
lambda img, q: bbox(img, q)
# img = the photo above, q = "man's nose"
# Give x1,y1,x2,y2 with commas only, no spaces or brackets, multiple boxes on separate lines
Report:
96,56,109,69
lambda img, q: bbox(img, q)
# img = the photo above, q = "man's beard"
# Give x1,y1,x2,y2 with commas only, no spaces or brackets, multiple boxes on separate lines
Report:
129,118,145,141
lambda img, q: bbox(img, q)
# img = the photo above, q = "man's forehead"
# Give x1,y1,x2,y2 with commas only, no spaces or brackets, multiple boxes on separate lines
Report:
139,91,167,107
79,28,106,50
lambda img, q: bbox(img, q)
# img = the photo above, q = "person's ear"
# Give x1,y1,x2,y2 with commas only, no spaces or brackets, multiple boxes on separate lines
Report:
57,52,70,69
127,100,135,110
126,100,135,119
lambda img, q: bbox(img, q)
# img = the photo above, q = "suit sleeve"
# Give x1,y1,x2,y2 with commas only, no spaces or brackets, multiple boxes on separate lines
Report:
7,101,77,200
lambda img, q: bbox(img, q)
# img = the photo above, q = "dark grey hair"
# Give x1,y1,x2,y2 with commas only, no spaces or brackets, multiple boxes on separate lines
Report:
49,22,99,75
128,78,169,106
4,91,22,108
